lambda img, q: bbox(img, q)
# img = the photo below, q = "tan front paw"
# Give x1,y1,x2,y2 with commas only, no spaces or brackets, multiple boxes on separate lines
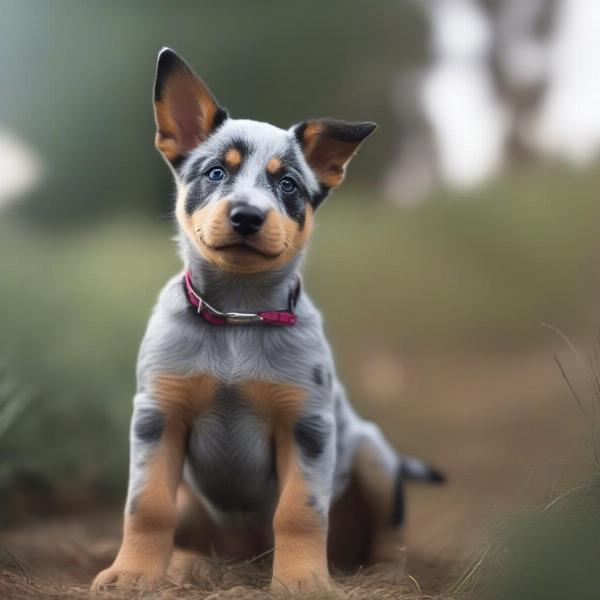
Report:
91,565,164,591
271,570,333,594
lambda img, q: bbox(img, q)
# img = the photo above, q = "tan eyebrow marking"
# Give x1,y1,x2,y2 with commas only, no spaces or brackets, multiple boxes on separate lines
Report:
267,157,282,175
224,148,242,168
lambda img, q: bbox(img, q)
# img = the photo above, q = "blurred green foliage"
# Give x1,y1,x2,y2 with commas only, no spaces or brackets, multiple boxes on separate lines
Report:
469,473,600,600
0,0,425,221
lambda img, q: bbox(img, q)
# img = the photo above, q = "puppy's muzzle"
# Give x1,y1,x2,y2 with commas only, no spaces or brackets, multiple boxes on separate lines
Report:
229,203,266,237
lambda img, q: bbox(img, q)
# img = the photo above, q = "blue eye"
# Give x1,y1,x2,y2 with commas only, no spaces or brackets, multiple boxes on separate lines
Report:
206,167,226,182
279,177,297,194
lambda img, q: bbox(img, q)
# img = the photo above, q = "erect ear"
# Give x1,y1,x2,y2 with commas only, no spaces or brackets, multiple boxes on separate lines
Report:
153,48,227,167
293,118,377,191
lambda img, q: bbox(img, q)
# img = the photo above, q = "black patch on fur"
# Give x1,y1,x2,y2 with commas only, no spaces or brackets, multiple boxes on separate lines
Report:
184,177,210,214
134,408,165,444
154,48,183,102
171,153,188,172
391,464,405,527
183,141,251,214
294,118,377,146
184,164,238,214
323,119,377,143
312,365,324,386
293,121,308,147
294,415,330,460
281,191,306,227
183,156,207,183
261,175,307,228
211,107,229,132
258,150,306,227
311,184,331,208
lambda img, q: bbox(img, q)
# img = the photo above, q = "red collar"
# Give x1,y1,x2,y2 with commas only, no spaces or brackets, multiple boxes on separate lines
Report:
183,270,299,326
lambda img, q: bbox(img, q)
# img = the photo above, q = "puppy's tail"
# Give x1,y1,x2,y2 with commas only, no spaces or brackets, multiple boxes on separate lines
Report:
398,454,445,484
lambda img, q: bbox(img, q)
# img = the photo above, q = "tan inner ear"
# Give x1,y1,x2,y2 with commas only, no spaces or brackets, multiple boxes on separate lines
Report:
154,67,221,163
301,123,359,188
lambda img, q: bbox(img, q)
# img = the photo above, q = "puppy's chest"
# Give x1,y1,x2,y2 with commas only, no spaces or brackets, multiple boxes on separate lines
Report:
185,383,276,515
188,382,273,462
153,374,305,518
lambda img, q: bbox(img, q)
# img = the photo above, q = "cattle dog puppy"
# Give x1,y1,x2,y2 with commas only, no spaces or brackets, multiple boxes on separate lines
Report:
92,48,443,593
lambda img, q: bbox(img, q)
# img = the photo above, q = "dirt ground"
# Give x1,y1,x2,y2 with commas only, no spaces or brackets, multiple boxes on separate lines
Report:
0,343,588,599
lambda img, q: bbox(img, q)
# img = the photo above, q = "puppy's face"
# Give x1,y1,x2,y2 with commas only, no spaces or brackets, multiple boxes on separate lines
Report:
154,48,376,274
174,120,319,274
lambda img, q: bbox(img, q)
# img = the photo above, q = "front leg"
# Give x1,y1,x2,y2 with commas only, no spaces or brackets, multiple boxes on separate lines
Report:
272,412,335,592
92,393,187,589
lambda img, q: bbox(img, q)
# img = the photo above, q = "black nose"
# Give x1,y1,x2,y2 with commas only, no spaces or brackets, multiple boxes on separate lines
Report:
229,204,266,236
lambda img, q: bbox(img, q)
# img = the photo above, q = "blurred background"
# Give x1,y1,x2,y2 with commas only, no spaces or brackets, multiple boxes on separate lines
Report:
1,1,600,598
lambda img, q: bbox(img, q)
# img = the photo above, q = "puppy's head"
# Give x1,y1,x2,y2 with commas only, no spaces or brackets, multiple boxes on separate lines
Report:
154,48,376,274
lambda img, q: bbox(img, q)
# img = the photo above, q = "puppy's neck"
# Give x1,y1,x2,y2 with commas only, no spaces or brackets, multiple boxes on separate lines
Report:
181,237,302,313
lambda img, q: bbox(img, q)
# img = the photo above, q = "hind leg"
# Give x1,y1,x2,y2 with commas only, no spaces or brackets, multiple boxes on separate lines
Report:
352,422,406,564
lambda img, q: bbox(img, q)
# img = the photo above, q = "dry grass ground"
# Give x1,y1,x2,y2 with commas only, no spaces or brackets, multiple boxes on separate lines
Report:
0,343,587,599
0,511,455,599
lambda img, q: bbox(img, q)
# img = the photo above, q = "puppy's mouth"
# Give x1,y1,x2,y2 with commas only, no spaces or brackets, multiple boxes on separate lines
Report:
199,234,285,260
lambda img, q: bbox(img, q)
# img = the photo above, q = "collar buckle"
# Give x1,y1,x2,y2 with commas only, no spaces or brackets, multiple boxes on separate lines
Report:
225,312,265,325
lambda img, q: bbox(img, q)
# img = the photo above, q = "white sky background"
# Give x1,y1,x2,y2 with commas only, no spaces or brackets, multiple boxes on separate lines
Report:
531,0,600,165
412,0,600,195
0,129,43,210
421,0,507,189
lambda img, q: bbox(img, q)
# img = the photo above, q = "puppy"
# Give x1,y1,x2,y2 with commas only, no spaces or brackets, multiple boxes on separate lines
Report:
93,48,442,593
